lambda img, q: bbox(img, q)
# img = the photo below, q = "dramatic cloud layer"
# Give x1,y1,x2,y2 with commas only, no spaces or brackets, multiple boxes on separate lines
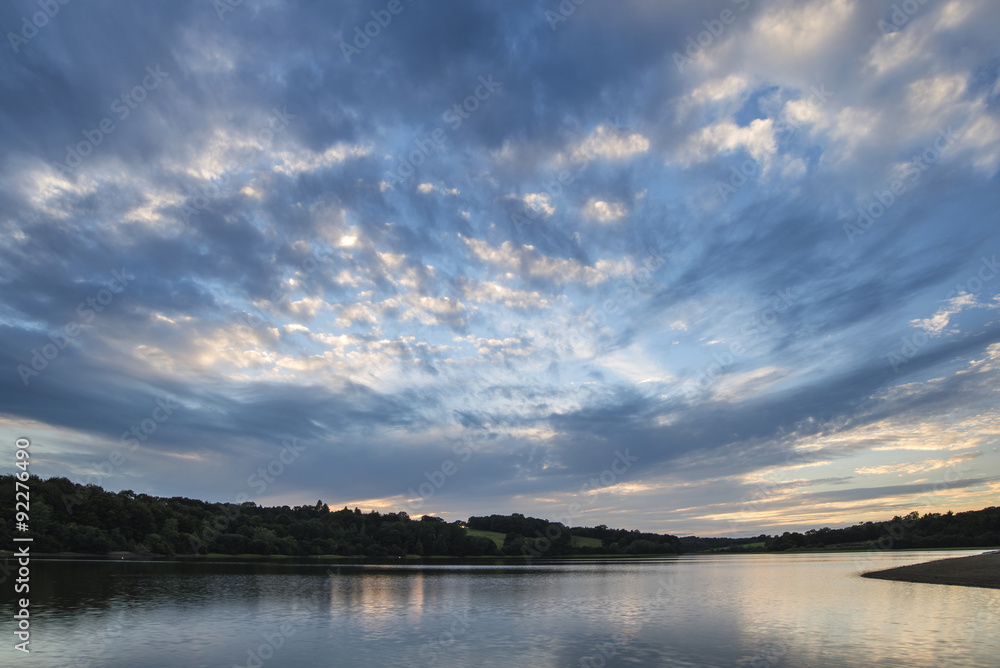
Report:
2,0,999,535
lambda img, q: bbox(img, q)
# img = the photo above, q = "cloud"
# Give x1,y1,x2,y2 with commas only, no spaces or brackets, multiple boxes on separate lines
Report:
751,0,855,63
417,182,460,196
520,192,555,217
567,124,650,162
687,74,750,105
677,118,777,169
459,279,552,310
584,198,627,223
855,451,982,476
460,236,633,287
272,142,372,176
0,0,998,537
911,293,980,335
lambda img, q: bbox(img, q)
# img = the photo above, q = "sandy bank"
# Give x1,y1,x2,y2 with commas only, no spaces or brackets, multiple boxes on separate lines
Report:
862,552,1000,589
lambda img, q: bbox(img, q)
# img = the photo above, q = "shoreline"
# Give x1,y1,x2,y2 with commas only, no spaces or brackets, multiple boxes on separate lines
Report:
862,552,1000,589
0,551,674,562
2,547,993,561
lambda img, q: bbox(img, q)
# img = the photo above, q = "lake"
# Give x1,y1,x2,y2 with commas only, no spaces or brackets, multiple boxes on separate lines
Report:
1,550,997,667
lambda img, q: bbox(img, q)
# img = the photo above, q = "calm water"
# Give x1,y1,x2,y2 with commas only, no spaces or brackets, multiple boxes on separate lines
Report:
1,550,997,667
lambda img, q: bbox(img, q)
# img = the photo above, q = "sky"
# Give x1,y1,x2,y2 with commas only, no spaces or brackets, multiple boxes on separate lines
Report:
1,0,999,537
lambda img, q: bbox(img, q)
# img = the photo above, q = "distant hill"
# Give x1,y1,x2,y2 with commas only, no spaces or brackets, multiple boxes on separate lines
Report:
2,475,997,557
0,475,681,558
1,475,495,558
679,535,772,553
466,513,681,555
760,507,1000,552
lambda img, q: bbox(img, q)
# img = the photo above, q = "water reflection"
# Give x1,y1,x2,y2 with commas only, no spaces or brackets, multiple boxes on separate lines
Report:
0,552,996,667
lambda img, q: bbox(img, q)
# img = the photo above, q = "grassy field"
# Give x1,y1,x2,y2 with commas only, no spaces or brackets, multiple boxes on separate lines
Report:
698,541,768,553
465,529,603,550
465,529,506,549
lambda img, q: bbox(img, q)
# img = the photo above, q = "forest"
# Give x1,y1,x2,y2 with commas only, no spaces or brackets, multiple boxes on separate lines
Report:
466,513,681,555
1,475,680,557
759,506,1000,552
2,475,496,557
1,475,997,557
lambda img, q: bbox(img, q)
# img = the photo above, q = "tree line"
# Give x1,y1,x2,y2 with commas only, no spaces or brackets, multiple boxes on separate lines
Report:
466,513,682,556
1,476,683,558
0,475,495,557
679,506,1000,552
761,507,1000,552
2,475,996,557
